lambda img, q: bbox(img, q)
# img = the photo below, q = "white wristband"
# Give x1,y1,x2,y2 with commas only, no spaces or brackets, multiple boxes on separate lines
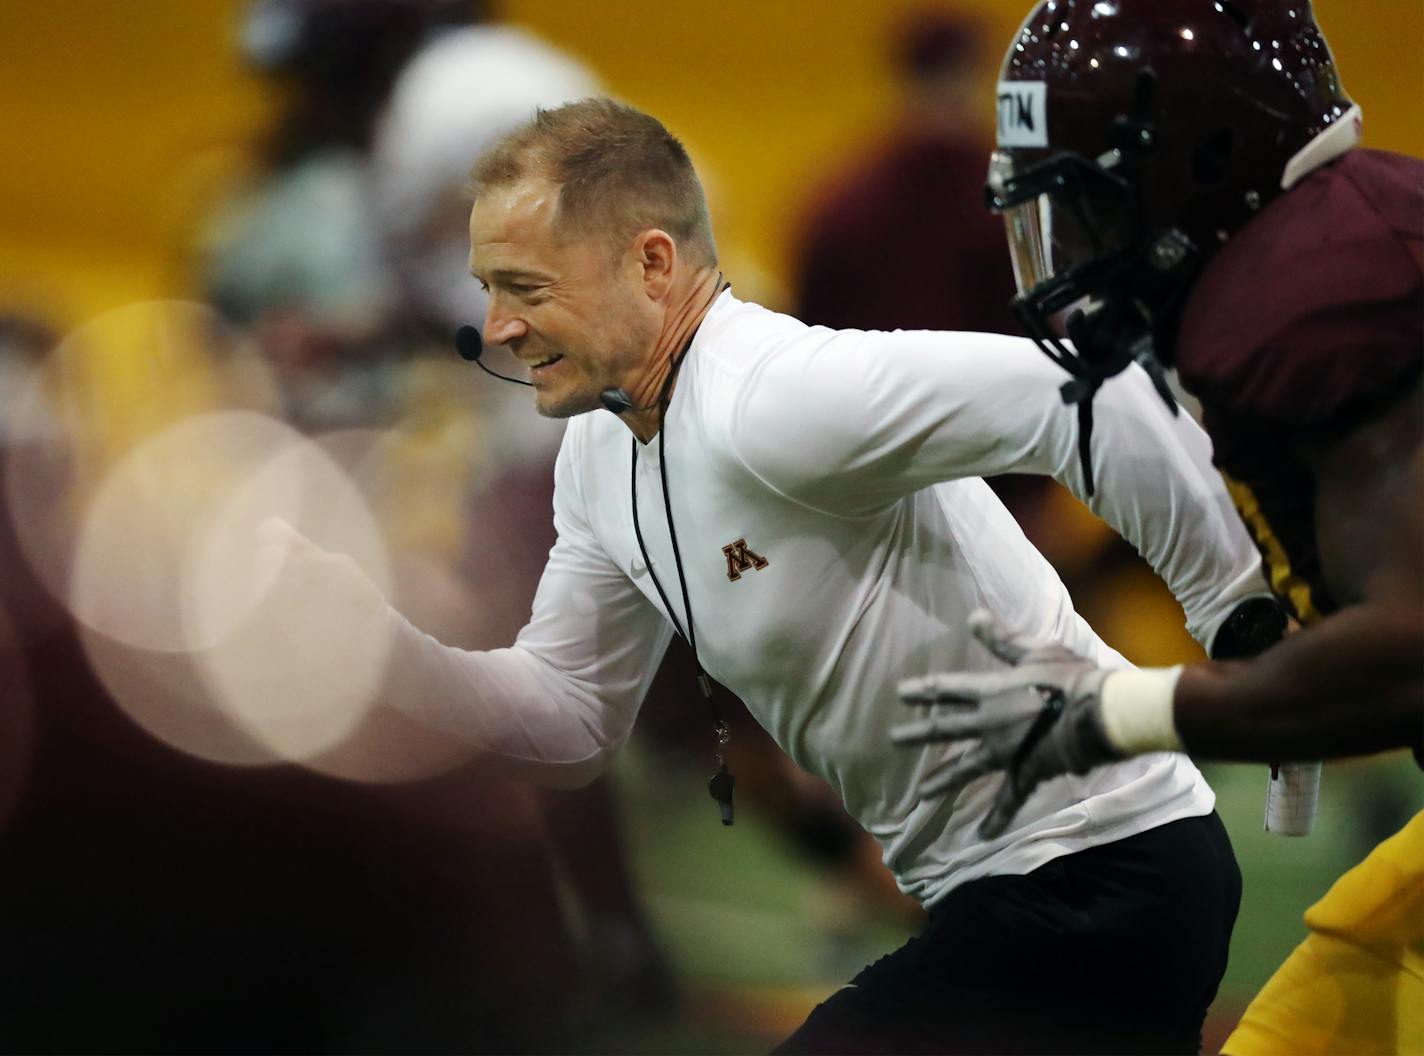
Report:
1099,666,1185,755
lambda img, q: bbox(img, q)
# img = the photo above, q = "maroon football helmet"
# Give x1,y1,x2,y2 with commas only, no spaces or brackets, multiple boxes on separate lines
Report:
984,0,1354,487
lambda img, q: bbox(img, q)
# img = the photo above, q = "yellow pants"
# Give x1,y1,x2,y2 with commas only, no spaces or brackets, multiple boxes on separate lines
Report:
1223,811,1424,1055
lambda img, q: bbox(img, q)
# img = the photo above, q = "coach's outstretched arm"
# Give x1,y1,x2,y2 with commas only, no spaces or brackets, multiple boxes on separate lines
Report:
732,327,1267,649
893,377,1424,834
256,439,671,789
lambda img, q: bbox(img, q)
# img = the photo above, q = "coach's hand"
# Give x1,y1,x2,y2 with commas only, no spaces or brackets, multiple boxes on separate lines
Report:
892,610,1123,838
253,516,389,642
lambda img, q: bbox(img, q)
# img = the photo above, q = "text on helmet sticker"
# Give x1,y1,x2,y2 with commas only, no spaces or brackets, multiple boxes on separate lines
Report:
996,82,1048,147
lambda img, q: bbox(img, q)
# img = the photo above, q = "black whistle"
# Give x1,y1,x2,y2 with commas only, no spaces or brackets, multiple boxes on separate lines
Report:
708,764,735,826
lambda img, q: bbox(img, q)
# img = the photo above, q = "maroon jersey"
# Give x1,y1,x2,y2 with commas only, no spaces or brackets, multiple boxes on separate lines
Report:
793,128,1020,336
1176,149,1424,623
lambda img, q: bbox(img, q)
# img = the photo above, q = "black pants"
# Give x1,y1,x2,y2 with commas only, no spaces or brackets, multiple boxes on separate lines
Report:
774,812,1241,1055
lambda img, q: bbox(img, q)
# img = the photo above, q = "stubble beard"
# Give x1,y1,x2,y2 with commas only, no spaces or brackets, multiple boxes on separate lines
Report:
533,384,601,420
533,325,648,420
530,354,609,419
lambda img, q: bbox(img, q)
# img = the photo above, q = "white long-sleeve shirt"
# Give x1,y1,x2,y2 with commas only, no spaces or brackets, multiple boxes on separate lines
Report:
391,291,1265,906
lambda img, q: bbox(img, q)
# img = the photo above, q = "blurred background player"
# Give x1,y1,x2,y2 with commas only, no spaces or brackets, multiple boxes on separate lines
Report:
208,0,681,1034
792,10,1010,337
897,3,1422,1052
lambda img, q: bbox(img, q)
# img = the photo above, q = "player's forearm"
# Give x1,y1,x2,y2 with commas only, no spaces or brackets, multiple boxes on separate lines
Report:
1165,604,1424,761
382,606,618,788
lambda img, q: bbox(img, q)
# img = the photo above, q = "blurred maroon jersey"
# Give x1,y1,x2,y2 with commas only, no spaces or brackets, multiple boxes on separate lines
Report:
793,129,1019,336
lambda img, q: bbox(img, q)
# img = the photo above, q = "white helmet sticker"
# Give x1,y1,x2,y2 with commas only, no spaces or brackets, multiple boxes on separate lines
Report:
996,82,1048,147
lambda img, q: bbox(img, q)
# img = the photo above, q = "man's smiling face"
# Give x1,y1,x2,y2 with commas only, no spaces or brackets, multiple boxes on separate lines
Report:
468,177,658,419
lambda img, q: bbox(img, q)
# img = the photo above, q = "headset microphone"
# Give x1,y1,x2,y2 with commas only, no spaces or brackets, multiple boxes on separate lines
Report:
453,325,533,386
453,324,482,361
456,328,670,415
598,388,636,414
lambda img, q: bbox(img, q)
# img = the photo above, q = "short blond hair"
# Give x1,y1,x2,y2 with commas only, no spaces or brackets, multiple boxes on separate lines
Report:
470,98,717,265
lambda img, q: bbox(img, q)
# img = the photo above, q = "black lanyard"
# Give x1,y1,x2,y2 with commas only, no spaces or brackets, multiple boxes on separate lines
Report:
627,338,735,826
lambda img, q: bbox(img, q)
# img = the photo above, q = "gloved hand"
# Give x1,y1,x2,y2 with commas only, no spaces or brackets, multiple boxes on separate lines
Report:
892,609,1123,838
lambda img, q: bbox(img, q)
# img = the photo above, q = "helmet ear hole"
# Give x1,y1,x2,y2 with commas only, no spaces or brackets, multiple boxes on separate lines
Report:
1192,128,1236,184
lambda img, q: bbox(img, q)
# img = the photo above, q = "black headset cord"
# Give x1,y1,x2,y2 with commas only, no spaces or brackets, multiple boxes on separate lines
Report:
628,360,735,825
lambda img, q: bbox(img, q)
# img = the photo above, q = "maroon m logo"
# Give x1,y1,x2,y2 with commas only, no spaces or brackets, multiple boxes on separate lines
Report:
721,538,769,582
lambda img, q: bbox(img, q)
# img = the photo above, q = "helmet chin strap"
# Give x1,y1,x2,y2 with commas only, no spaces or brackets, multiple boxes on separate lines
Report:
1015,289,1180,499
1062,298,1179,412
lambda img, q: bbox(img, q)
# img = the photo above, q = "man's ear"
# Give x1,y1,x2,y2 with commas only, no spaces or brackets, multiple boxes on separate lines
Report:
634,229,677,298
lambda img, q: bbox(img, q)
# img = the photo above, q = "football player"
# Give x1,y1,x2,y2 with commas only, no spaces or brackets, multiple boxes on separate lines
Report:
894,2,1422,1052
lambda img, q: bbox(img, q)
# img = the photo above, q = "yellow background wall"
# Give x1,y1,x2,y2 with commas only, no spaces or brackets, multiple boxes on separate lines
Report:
0,0,1419,327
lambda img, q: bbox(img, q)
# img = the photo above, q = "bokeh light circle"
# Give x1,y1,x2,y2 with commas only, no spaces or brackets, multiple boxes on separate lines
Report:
186,426,395,764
